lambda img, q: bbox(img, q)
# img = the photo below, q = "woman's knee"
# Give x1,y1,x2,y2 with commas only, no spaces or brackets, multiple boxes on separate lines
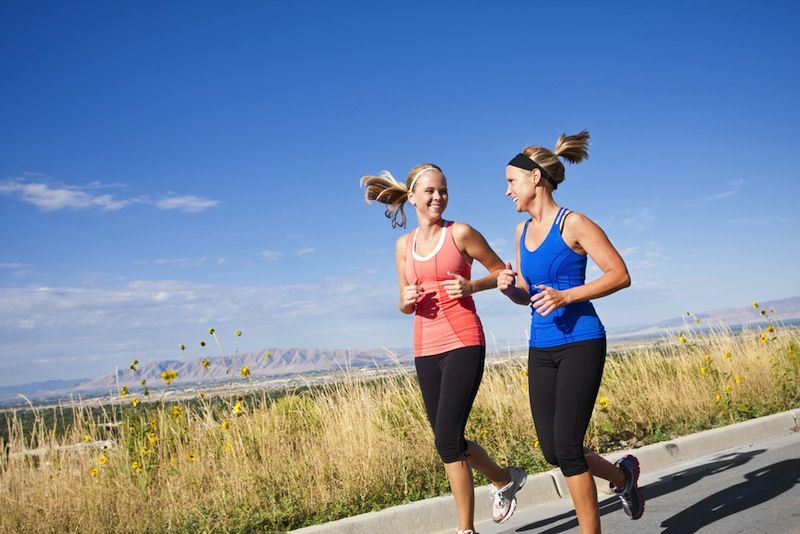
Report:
554,441,588,476
434,434,468,463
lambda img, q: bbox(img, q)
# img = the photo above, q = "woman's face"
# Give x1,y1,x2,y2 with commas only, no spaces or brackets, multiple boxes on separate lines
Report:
409,170,448,220
505,165,536,212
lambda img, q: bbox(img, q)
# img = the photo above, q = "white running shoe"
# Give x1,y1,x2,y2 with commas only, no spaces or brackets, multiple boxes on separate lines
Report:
490,466,527,523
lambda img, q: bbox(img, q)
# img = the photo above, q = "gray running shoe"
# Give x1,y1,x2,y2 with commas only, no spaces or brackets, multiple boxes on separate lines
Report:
490,466,527,523
610,454,645,520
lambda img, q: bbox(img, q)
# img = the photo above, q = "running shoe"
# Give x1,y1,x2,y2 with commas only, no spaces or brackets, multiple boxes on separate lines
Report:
490,466,527,523
610,454,645,520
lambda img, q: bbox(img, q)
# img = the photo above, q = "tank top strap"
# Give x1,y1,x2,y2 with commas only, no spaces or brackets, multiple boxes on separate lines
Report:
521,218,532,244
554,206,571,233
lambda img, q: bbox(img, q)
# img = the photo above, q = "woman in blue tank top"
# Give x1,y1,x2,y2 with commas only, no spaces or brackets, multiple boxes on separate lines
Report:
497,131,645,532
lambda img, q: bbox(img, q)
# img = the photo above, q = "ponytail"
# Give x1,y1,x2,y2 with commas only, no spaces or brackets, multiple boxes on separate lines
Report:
360,163,443,228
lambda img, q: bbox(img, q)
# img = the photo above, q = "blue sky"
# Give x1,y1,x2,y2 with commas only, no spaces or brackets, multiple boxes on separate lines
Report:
1,1,798,387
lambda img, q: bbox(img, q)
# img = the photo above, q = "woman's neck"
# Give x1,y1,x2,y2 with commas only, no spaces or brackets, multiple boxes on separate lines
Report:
416,217,446,240
527,193,558,224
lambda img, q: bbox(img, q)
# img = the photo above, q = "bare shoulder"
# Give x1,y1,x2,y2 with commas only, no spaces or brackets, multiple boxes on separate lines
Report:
450,221,477,239
395,232,411,253
563,210,598,232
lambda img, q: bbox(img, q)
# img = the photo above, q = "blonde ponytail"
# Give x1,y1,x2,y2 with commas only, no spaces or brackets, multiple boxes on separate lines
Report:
520,130,590,190
359,163,444,228
360,171,410,228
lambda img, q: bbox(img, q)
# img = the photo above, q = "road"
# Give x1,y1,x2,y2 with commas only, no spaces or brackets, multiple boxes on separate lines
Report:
474,431,800,534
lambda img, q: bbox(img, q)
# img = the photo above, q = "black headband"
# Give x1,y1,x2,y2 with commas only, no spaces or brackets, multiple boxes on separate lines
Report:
507,153,552,182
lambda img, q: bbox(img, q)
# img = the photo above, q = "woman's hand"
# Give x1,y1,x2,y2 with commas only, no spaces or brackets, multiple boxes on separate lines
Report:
530,284,571,317
442,271,474,299
401,281,424,308
497,261,516,292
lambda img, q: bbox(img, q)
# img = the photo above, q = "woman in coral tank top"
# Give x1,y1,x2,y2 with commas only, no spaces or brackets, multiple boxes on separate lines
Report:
361,163,526,534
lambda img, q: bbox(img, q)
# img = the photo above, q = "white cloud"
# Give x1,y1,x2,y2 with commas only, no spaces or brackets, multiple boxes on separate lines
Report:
260,250,284,261
153,195,220,213
705,178,745,201
135,257,209,267
1,176,221,214
621,208,655,234
0,180,129,211
296,248,316,256
0,263,28,269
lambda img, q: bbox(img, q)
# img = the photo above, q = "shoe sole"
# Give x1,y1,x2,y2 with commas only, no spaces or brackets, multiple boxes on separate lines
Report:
621,455,645,520
493,469,527,524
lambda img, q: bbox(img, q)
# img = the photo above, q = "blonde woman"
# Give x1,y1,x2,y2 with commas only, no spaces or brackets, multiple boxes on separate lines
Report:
498,131,644,533
361,163,526,534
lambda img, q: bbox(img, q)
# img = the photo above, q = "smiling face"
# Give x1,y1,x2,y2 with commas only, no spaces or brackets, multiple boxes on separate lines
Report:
408,169,448,221
505,165,539,212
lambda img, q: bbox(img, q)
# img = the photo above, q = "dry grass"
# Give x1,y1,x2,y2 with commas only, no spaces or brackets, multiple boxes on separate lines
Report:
1,325,798,533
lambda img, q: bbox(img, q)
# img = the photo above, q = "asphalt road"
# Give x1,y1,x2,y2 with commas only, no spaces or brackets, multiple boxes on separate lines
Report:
474,432,800,534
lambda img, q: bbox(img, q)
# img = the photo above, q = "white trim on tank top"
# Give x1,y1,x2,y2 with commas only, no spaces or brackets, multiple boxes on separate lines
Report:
412,221,449,262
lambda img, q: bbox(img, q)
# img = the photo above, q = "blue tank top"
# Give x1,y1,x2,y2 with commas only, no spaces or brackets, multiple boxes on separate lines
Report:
520,207,605,348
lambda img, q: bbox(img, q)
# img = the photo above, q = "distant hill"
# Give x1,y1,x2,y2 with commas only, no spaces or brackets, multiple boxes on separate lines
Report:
78,348,413,391
2,296,798,406
607,295,800,339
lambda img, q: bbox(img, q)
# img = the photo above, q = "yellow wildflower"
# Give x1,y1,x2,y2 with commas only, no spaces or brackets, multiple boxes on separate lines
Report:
532,437,540,449
201,358,210,369
160,370,178,384
220,419,231,431
209,327,215,335
699,367,707,376
131,397,140,408
240,365,251,378
724,352,732,361
187,452,196,462
129,359,139,371
224,442,233,452
518,369,528,379
724,384,733,393
140,378,147,386
760,309,767,316
131,461,143,473
678,333,687,345
734,375,742,385
714,393,721,402
170,405,183,419
179,343,186,351
140,446,151,456
769,355,776,363
264,350,272,360
233,401,243,415
703,354,712,366
235,329,242,337
149,419,157,431
82,433,91,443
767,324,775,333
597,396,610,410
90,467,99,477
147,432,158,446
99,454,108,465
119,386,129,399
760,333,768,345
752,301,759,309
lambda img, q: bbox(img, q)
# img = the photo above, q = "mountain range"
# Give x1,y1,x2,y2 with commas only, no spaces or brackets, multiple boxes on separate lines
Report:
2,296,797,406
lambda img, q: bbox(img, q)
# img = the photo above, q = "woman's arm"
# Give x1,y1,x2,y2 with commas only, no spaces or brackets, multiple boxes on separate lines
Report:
498,220,532,305
531,212,631,316
442,223,504,298
395,234,422,314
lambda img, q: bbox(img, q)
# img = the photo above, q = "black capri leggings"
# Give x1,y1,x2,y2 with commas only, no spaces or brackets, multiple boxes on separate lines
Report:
528,338,606,477
415,345,485,463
